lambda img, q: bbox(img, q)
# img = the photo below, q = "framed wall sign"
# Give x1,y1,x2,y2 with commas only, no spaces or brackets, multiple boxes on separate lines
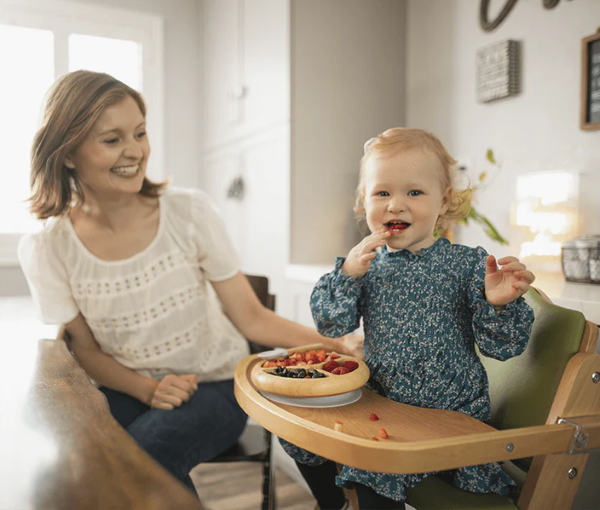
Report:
477,40,520,103
581,27,600,131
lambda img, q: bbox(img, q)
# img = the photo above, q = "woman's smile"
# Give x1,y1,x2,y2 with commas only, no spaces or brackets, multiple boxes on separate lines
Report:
111,164,140,177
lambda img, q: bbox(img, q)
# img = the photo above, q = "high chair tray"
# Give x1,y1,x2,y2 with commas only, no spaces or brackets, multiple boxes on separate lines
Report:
250,344,369,397
234,344,594,474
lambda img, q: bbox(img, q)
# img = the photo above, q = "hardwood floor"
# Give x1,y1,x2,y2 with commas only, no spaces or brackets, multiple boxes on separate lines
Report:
191,462,315,510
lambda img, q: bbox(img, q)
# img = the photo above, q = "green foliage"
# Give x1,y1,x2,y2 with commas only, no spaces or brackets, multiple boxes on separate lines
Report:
457,207,509,245
458,148,509,245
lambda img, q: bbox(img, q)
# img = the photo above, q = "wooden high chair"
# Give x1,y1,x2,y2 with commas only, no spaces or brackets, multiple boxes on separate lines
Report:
234,288,600,509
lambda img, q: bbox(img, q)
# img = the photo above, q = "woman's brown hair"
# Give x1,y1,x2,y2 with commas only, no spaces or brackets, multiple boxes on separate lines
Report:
355,127,471,233
29,70,168,220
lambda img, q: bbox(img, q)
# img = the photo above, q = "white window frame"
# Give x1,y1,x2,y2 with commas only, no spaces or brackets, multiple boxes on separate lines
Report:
0,0,164,265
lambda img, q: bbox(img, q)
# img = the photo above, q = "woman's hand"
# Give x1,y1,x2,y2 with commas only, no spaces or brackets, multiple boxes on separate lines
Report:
342,230,390,278
336,333,365,360
150,373,198,410
484,255,535,308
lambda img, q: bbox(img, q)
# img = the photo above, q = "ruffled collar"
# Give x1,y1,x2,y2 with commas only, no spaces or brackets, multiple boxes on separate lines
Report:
380,236,450,261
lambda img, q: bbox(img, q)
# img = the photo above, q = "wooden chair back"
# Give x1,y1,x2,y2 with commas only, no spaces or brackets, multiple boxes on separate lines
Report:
244,274,276,353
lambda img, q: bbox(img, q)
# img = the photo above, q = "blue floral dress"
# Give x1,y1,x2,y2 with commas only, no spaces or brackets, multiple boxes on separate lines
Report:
280,238,534,502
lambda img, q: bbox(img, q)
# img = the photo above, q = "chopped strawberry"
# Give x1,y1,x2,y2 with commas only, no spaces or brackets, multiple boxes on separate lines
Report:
316,349,327,362
322,360,340,373
371,437,379,441
331,366,350,375
334,421,343,432
378,428,388,439
306,350,318,362
329,352,341,359
369,413,379,421
342,360,359,372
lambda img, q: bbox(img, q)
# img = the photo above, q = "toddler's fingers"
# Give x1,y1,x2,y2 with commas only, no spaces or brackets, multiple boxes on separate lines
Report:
512,281,530,294
360,252,377,263
497,256,519,266
500,262,527,273
515,270,536,283
362,230,390,245
485,255,498,274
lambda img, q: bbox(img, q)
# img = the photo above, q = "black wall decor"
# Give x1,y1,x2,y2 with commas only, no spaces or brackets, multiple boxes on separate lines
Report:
480,0,574,33
581,27,600,131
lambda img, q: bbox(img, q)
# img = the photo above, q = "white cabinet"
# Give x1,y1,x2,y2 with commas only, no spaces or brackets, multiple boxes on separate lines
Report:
202,0,289,151
203,128,290,296
203,0,240,150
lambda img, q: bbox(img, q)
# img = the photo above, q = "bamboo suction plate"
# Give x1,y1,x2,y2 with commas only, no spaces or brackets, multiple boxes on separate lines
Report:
251,345,369,398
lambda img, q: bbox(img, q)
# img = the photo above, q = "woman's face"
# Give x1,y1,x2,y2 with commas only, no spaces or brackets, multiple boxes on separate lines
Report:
65,95,150,198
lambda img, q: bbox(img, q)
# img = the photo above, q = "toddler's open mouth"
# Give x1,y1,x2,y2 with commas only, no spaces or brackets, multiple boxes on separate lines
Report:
386,221,410,233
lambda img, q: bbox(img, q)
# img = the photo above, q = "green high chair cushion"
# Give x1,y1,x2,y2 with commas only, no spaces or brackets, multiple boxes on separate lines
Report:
482,288,586,430
480,288,585,470
406,289,587,508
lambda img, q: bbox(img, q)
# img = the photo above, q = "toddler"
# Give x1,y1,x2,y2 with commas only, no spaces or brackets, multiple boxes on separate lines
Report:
281,127,535,509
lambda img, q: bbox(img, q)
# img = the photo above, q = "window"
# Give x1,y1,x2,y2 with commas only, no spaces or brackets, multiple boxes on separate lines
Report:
0,0,163,262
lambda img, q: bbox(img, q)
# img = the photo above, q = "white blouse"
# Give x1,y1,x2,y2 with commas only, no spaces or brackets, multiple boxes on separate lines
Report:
18,188,250,382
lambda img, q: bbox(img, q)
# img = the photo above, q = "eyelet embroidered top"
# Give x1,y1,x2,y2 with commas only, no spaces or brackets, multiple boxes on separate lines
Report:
18,187,249,382
280,237,534,501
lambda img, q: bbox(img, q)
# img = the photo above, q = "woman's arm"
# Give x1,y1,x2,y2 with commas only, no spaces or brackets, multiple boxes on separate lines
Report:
211,272,364,359
64,314,196,409
65,314,159,404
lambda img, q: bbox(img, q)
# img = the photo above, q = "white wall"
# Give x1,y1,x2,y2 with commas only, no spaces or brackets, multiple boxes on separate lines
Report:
291,0,407,264
66,0,202,189
406,0,600,258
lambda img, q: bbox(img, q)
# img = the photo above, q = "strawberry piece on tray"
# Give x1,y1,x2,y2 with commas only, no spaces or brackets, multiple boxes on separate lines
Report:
322,360,340,373
342,360,359,372
331,367,350,375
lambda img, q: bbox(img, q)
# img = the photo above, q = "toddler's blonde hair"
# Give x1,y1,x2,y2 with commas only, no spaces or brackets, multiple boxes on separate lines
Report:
355,127,471,233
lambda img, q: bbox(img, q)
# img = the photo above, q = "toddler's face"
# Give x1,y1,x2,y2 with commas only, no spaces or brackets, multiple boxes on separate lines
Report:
65,95,150,198
363,148,449,253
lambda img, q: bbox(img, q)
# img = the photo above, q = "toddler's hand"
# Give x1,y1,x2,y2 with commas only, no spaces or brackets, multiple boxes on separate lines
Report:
342,230,391,277
150,373,198,410
484,255,535,308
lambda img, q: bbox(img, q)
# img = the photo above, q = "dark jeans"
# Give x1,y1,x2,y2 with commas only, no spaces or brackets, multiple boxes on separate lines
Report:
295,460,406,510
99,379,247,494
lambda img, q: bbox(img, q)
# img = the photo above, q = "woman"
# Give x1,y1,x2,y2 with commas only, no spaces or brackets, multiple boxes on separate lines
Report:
19,70,363,494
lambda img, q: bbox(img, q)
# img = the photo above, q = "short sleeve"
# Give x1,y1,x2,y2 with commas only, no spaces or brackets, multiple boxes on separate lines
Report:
18,233,79,325
190,190,241,281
